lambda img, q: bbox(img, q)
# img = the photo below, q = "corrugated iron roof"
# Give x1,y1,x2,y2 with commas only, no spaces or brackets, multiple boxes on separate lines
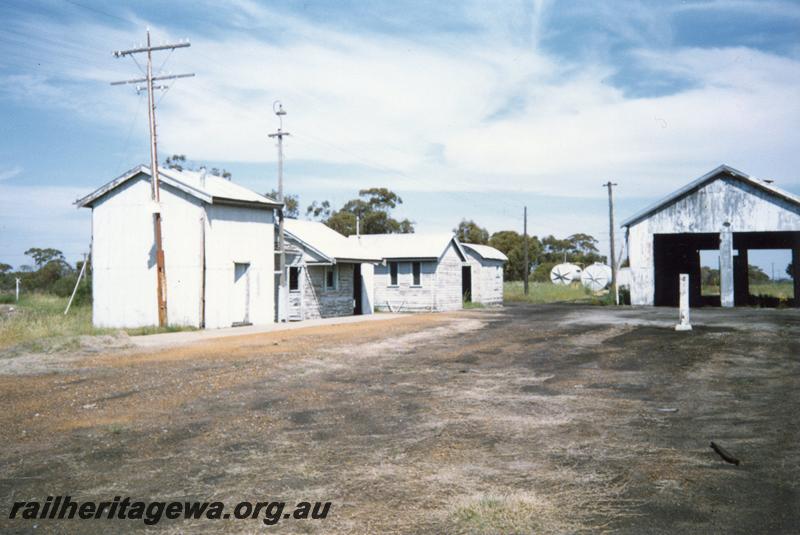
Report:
284,219,381,263
349,232,466,260
75,165,280,208
462,243,508,262
620,164,800,228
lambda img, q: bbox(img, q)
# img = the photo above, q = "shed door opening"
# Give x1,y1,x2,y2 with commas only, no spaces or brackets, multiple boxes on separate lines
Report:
462,265,472,303
233,262,251,326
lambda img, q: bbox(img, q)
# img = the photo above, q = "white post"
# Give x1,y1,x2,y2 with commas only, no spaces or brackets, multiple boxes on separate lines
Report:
675,273,692,331
719,222,734,308
15,277,20,302
64,255,88,315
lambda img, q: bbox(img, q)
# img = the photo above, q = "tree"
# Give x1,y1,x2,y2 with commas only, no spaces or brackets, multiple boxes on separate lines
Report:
540,234,605,265
314,188,414,236
24,248,65,268
787,263,794,279
748,264,770,283
454,220,489,244
306,200,332,220
0,263,11,274
164,155,231,180
267,190,299,218
488,230,542,281
164,154,188,171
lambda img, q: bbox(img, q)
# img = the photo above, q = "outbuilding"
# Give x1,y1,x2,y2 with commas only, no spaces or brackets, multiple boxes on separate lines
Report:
351,233,468,312
462,243,507,306
622,164,800,307
282,219,381,320
76,165,280,328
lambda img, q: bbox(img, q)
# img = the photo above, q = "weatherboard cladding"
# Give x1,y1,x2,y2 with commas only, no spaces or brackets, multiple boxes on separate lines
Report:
288,264,355,320
464,247,505,306
373,240,464,312
624,166,800,306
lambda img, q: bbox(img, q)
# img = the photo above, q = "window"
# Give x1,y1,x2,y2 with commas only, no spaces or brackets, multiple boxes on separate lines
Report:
325,266,338,291
289,267,299,291
412,261,421,286
389,261,398,286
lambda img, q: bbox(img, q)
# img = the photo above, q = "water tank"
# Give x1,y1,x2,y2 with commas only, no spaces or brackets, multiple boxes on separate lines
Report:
550,263,582,285
580,263,613,291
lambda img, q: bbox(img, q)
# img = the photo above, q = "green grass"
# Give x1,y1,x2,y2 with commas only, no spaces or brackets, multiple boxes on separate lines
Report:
463,301,486,309
0,293,196,352
750,281,794,300
504,281,593,304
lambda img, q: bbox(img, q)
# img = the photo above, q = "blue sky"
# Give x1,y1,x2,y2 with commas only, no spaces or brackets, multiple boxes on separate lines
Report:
1,0,799,275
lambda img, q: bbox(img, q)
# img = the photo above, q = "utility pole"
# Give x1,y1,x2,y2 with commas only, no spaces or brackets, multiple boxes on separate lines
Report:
111,30,194,327
269,101,290,322
523,206,529,295
15,277,20,303
603,181,619,305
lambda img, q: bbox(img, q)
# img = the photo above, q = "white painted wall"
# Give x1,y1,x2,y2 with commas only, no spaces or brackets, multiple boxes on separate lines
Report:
627,178,800,305
360,262,374,315
203,203,274,329
91,174,275,329
464,249,504,306
372,241,465,312
92,176,163,328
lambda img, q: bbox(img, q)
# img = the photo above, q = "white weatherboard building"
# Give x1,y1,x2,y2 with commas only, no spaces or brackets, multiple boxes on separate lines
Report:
622,165,800,307
462,243,507,306
77,165,280,329
282,219,381,320
351,233,469,312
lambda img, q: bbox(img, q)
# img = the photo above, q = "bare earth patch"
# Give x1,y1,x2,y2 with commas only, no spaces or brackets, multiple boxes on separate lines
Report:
1,305,799,533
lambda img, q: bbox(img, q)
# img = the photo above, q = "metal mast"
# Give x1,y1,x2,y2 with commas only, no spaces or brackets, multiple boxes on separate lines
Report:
112,30,194,326
269,101,290,322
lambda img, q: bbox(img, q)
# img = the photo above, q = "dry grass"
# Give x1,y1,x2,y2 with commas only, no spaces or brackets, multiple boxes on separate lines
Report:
0,294,100,351
0,293,195,352
504,281,592,304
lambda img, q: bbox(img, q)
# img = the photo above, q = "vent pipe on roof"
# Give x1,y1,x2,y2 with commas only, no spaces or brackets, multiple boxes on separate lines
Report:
356,215,360,238
199,166,207,189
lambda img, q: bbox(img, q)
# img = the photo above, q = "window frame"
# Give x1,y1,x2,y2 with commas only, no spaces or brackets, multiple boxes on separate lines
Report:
324,265,338,292
411,261,422,287
388,261,399,287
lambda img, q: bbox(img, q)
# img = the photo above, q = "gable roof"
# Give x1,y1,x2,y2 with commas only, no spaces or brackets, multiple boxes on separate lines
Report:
284,219,381,263
349,232,466,261
75,165,281,209
621,164,800,228
462,243,508,262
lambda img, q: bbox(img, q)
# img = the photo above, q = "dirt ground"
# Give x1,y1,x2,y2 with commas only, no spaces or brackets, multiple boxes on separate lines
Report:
1,304,799,533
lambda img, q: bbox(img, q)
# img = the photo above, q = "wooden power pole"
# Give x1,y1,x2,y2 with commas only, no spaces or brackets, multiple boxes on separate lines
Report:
269,101,290,322
112,30,194,326
603,181,619,305
523,206,529,295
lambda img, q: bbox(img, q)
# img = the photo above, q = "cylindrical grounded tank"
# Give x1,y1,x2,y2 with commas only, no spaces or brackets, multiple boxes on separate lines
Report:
581,262,613,291
550,263,582,285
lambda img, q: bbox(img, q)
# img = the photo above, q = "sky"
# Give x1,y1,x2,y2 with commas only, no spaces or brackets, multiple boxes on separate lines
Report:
1,0,799,275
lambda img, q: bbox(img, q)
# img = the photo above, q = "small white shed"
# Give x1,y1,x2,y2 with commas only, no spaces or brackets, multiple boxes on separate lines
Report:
76,165,280,329
462,243,507,306
282,219,381,320
351,233,469,312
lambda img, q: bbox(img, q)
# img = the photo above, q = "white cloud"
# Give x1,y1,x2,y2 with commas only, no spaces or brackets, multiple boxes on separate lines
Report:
2,0,799,204
0,166,22,181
